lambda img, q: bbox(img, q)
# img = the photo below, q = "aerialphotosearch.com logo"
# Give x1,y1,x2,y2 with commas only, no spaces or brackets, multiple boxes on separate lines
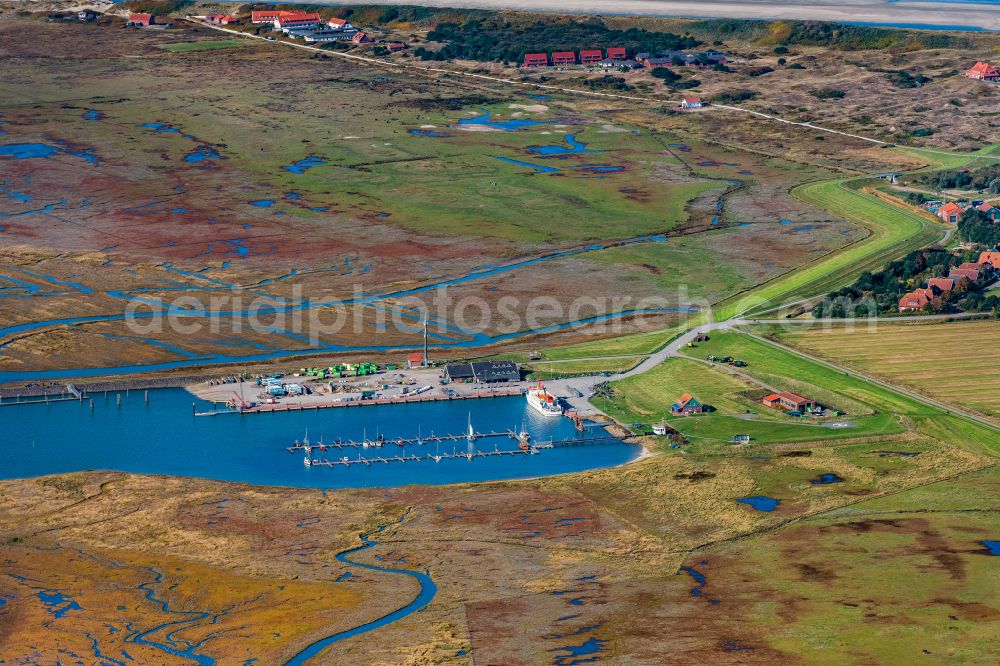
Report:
122,285,882,344
122,284,707,345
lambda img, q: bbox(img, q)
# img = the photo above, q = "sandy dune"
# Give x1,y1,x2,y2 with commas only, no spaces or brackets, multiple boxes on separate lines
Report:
330,0,1000,31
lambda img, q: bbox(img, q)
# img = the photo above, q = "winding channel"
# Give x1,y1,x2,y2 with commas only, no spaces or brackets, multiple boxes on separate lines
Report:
284,524,437,666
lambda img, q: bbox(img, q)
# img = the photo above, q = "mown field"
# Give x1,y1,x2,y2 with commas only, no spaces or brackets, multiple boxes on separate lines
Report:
775,319,1000,421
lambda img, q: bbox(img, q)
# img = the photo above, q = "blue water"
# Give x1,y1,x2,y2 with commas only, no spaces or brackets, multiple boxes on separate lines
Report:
811,473,844,485
841,20,989,32
0,391,639,488
458,109,550,131
737,496,780,512
981,540,1000,555
83,109,104,121
284,522,437,665
408,128,448,137
551,637,606,665
184,146,224,164
282,157,327,174
37,591,83,619
493,156,561,173
249,199,274,207
130,568,215,665
0,143,61,159
528,134,596,156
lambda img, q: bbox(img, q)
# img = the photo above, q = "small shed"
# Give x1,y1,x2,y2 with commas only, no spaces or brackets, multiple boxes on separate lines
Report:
407,352,424,369
731,434,751,444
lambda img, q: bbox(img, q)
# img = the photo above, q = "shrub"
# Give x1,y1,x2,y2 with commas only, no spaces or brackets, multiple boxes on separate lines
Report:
709,89,759,104
810,88,846,100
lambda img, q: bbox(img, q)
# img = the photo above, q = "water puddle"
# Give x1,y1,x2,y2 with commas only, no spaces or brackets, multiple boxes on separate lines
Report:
810,473,844,485
493,156,561,173
737,496,780,512
282,157,327,174
458,109,550,131
184,146,225,164
980,540,1000,556
83,109,105,121
527,133,596,156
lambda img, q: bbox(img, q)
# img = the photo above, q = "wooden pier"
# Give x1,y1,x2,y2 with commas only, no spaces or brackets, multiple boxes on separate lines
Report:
306,447,537,467
288,429,517,452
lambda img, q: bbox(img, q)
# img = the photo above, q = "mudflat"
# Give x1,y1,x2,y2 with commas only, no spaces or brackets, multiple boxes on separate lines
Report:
330,0,1000,30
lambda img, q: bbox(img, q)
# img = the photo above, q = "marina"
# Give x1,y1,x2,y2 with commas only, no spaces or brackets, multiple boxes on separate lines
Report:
0,388,640,489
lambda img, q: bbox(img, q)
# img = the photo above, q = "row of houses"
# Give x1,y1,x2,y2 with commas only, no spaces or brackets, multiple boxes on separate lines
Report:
635,50,727,68
898,251,999,311
934,200,1000,224
523,47,627,68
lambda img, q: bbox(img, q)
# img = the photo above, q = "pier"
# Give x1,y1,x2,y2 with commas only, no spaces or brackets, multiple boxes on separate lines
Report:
196,387,526,416
288,429,518,452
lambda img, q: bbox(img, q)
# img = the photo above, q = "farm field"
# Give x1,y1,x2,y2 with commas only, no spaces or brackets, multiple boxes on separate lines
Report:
774,319,1000,422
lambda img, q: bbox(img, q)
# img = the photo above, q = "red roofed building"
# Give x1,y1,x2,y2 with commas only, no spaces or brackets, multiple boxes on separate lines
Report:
680,97,703,109
899,289,932,312
251,10,282,23
275,12,321,31
552,51,576,65
128,13,155,27
671,393,705,415
407,352,425,369
606,47,626,60
959,261,984,271
386,42,407,52
978,251,1000,266
206,14,237,25
352,31,372,43
937,202,963,223
763,392,817,413
977,202,1000,221
326,17,352,29
966,61,1000,81
949,267,980,282
580,49,603,63
927,277,955,293
523,53,548,67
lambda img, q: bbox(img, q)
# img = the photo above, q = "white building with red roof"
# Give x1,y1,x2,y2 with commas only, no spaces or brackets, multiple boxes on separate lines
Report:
966,61,1000,81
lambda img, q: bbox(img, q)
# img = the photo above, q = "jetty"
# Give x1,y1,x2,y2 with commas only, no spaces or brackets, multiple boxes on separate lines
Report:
195,387,525,417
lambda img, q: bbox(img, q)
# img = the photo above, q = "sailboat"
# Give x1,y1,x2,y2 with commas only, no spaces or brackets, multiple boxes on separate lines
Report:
466,413,476,443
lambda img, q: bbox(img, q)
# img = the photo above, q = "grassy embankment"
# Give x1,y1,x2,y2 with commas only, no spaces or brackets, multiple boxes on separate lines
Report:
158,40,246,52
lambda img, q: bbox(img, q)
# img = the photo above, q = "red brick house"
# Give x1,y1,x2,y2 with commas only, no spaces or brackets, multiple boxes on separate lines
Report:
763,392,817,413
671,393,705,415
552,51,576,65
127,13,155,27
407,352,424,369
898,290,931,312
606,47,626,60
949,267,980,282
523,53,548,67
978,251,1000,266
927,277,955,293
580,49,603,63
966,61,1000,81
352,31,372,44
937,202,963,223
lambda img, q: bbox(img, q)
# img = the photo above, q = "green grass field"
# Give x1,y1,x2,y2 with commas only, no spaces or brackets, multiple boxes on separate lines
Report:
605,330,1000,454
159,40,246,52
774,319,1000,420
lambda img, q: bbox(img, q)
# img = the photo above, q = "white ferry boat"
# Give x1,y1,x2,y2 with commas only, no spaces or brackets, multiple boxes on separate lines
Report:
526,380,563,417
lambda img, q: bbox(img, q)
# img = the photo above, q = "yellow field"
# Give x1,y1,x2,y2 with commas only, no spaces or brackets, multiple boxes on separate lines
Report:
777,320,1000,420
